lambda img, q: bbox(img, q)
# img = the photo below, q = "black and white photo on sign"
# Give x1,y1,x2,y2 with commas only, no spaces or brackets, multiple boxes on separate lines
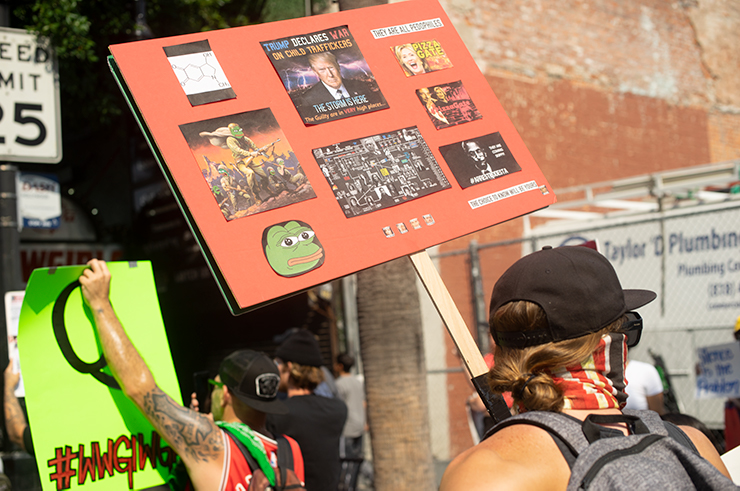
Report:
439,132,522,189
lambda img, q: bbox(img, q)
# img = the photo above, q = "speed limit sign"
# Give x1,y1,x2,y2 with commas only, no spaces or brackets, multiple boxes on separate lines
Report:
0,27,62,164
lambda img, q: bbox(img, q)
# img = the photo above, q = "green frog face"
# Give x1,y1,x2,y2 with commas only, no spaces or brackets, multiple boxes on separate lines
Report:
228,123,244,138
262,220,324,277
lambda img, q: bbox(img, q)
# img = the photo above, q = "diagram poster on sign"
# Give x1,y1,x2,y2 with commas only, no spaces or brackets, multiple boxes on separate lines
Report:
108,0,555,314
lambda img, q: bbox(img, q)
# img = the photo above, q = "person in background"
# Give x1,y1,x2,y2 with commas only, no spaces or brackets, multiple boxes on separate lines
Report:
315,366,339,399
334,353,366,491
624,358,666,414
440,246,731,489
4,362,33,456
77,259,304,491
268,329,347,491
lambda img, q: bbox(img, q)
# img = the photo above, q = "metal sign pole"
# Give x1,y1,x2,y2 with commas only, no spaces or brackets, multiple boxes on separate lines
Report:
0,164,22,368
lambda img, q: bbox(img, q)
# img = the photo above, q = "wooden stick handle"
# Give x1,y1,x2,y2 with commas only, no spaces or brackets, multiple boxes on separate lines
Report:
409,250,488,377
409,250,512,423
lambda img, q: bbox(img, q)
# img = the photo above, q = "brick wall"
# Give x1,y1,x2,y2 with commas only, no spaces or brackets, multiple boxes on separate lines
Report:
489,76,711,187
436,0,740,460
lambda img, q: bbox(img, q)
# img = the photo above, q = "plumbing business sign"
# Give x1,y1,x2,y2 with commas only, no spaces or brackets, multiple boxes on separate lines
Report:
0,27,62,163
532,203,740,330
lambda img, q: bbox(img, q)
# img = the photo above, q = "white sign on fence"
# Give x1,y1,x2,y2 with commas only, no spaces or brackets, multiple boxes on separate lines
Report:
696,341,740,399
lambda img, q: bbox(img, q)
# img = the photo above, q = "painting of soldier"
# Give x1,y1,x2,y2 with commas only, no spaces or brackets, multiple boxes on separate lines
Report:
179,109,317,220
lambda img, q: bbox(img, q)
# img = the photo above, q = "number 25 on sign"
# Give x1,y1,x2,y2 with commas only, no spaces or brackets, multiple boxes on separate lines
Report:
0,27,62,164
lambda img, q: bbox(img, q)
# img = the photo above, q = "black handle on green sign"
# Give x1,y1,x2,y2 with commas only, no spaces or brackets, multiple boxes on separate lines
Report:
472,373,511,425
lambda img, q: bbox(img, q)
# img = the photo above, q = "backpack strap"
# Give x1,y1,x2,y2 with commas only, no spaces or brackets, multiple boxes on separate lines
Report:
621,410,698,453
548,431,579,469
662,421,699,454
276,435,294,470
485,410,693,468
217,421,276,485
622,409,670,435
276,435,294,487
223,429,262,477
581,413,647,443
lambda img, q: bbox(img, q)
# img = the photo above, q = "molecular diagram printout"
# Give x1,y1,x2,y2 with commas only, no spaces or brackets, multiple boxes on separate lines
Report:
163,40,235,105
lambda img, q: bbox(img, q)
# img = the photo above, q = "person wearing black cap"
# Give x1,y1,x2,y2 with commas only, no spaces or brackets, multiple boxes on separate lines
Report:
440,246,731,490
77,260,304,491
267,328,348,491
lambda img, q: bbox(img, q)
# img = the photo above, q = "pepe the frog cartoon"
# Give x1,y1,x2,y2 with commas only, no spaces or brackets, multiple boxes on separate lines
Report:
262,220,325,277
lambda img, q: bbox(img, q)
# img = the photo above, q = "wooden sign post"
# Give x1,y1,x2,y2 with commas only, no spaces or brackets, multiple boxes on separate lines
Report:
410,250,510,423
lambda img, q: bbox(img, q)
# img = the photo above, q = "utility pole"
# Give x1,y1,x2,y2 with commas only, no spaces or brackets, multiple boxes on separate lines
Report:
0,165,21,369
1,1,21,454
0,2,22,373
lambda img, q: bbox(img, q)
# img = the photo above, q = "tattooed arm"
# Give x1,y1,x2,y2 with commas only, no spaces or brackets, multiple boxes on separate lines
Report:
4,362,30,452
79,259,224,490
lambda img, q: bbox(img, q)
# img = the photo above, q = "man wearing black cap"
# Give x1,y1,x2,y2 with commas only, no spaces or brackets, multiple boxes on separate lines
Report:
267,328,348,491
440,246,731,490
78,260,304,491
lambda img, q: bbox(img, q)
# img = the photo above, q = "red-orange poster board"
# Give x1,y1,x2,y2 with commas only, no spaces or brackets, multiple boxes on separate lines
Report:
109,0,555,314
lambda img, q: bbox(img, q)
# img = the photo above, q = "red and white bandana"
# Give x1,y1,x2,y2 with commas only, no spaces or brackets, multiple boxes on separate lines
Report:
545,332,628,410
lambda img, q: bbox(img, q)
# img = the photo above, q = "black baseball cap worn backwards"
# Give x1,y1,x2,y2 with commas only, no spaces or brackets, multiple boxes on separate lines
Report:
275,328,324,367
219,350,288,414
489,245,656,348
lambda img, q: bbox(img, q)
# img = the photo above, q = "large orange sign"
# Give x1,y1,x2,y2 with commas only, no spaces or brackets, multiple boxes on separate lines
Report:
109,0,555,314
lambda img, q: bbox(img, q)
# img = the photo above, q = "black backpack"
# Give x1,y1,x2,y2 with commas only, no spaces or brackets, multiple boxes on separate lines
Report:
224,429,305,491
487,409,738,490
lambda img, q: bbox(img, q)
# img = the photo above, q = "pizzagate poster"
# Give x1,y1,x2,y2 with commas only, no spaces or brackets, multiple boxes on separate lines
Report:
18,262,180,490
108,0,556,314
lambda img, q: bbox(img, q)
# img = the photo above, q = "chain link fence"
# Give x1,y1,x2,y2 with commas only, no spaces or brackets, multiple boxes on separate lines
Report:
433,200,740,443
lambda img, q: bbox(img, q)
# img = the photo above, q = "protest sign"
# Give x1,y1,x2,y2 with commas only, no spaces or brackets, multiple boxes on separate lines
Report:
18,262,180,490
5,290,25,396
696,341,740,399
108,0,555,314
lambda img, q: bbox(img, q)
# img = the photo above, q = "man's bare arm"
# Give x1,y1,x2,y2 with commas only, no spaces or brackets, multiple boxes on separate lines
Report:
646,392,666,415
79,260,223,472
4,363,28,450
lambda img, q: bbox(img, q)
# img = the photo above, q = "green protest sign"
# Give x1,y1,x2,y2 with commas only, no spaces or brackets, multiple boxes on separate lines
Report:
18,261,181,490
